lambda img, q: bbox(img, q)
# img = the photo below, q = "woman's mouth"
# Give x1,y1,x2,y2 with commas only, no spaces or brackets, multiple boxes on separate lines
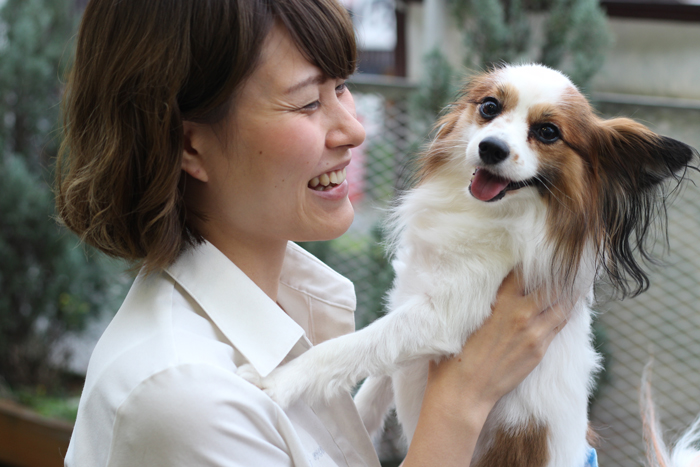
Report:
308,168,347,191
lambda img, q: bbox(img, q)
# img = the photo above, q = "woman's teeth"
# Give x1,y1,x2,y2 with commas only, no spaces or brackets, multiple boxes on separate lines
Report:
309,168,347,191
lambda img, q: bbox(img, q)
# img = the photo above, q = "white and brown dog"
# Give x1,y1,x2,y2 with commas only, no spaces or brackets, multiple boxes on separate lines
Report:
239,64,698,467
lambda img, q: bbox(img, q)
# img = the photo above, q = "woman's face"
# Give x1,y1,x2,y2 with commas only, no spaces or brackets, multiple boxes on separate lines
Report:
189,24,365,250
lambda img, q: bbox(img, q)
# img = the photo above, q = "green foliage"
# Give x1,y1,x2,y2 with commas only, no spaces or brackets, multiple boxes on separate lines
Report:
446,0,610,90
366,143,392,201
355,223,395,329
297,240,333,264
0,155,111,389
540,0,610,90
16,385,79,422
0,0,118,392
0,0,75,168
451,0,530,68
410,50,459,129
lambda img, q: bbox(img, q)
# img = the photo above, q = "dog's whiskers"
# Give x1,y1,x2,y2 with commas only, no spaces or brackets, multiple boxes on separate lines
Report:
534,174,576,214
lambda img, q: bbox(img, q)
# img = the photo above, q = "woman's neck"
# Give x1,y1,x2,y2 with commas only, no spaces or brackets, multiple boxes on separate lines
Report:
203,227,288,303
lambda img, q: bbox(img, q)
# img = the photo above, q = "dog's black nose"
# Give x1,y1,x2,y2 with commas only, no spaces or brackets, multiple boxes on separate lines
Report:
479,137,510,165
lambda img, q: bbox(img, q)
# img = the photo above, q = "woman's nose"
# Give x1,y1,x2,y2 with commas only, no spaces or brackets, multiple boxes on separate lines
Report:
326,92,366,149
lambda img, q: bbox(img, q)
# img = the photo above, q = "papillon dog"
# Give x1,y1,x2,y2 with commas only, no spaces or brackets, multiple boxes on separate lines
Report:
238,64,698,467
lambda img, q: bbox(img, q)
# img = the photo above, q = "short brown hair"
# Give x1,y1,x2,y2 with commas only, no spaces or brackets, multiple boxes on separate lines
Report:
56,0,356,273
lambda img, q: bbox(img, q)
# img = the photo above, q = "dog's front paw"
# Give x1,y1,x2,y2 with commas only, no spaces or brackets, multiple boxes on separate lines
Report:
261,362,310,409
236,363,263,388
235,362,308,409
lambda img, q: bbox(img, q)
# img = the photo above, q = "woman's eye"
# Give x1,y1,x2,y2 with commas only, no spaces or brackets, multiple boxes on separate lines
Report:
534,123,560,143
335,82,347,93
479,98,501,119
302,100,320,111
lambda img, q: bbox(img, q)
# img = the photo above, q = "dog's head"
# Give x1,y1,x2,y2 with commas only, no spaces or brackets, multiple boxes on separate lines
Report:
421,64,697,296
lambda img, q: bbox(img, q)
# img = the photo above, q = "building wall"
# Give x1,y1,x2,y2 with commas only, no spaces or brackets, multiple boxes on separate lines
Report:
592,18,700,100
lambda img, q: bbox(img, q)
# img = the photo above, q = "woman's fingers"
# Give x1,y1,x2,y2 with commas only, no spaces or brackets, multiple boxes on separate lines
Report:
440,270,575,404
499,269,574,332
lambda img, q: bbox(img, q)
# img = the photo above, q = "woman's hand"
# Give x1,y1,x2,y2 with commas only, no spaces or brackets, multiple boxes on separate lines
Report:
402,270,571,466
436,269,570,411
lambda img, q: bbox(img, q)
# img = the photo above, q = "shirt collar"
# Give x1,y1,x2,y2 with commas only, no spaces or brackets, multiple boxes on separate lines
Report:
279,242,356,345
165,241,355,377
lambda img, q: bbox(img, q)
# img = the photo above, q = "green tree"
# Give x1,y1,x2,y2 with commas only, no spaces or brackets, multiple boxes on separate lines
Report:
0,0,75,168
451,0,531,69
0,155,111,388
540,0,610,90
0,0,116,391
447,0,611,90
410,49,459,131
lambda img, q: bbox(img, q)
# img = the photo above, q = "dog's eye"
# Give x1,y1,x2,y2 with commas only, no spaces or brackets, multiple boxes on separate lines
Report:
534,124,560,143
479,98,501,119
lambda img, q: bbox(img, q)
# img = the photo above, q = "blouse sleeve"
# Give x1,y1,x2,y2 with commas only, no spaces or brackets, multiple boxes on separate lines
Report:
106,363,294,467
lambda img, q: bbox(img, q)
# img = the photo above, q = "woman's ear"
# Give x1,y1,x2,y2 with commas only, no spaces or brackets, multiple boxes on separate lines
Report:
182,121,210,183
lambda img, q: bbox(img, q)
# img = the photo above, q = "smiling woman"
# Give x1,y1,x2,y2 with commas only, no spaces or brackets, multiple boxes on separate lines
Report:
55,1,573,466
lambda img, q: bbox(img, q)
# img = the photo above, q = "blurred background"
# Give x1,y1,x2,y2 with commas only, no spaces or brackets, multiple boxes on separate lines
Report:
0,0,699,466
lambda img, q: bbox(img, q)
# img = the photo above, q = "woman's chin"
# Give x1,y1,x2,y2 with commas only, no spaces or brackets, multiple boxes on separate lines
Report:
295,203,354,243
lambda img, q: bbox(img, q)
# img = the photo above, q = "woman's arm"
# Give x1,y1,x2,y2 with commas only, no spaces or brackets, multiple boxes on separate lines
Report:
402,270,569,466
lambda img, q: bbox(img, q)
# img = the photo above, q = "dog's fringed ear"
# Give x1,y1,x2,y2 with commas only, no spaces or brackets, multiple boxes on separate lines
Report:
595,118,698,298
417,100,469,180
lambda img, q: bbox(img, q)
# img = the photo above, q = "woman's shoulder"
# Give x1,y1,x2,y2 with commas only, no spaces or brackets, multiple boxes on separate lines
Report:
117,362,279,422
69,362,290,467
70,267,286,465
83,268,243,394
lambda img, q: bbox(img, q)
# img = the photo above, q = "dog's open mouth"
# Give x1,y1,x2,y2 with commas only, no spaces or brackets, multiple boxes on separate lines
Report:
469,168,537,202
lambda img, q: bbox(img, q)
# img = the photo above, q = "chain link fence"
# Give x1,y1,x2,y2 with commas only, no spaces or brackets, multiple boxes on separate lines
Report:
590,101,700,466
308,80,700,464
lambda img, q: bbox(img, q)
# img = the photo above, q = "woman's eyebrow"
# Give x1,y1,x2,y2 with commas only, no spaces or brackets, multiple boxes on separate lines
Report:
285,73,326,95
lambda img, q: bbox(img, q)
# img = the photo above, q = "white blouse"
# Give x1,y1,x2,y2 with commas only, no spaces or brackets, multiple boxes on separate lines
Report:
64,241,380,467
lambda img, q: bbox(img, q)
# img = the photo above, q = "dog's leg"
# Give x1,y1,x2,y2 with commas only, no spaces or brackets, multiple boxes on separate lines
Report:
393,359,430,443
237,293,471,408
354,375,394,436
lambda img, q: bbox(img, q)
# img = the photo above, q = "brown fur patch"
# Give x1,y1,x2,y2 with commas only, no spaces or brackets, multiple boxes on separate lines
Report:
417,70,518,181
497,83,519,114
473,421,550,467
527,103,560,131
587,424,600,448
465,72,519,113
416,101,472,179
528,90,604,293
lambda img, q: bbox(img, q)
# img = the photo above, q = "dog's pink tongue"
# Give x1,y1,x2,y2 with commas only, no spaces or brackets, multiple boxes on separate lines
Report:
470,170,510,202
